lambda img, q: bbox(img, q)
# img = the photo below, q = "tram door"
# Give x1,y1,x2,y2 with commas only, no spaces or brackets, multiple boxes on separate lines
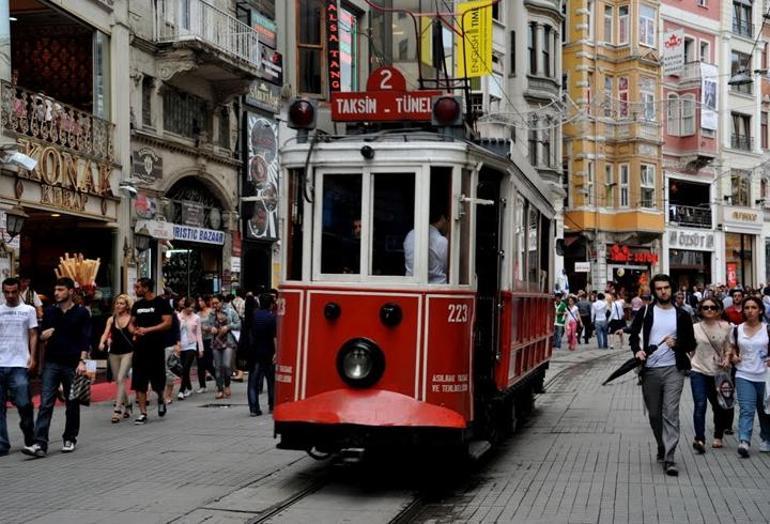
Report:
474,169,503,388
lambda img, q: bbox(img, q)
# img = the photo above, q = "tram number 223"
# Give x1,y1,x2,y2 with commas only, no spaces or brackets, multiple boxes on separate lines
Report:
447,304,469,323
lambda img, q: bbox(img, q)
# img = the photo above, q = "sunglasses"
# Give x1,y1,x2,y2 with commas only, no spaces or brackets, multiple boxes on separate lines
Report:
699,305,719,311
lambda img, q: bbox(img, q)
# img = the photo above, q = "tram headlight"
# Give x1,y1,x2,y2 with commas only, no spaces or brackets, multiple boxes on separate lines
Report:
336,338,385,388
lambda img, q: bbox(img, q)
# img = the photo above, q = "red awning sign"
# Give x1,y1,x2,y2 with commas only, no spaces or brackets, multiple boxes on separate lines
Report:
331,66,442,122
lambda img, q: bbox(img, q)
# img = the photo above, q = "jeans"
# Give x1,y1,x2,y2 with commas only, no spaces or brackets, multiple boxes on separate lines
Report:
642,366,685,463
213,347,232,391
197,339,216,388
34,361,79,451
108,352,132,410
690,371,732,441
0,367,34,453
552,325,564,349
594,320,608,348
735,377,770,445
247,360,275,414
179,350,197,392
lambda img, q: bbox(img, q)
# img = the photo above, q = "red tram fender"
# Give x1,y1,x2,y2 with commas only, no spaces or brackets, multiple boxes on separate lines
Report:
273,389,467,428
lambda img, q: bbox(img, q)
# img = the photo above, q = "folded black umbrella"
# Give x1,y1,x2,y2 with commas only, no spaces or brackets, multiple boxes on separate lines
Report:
602,357,642,385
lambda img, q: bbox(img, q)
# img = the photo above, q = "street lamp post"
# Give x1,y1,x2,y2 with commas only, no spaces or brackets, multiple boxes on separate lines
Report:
134,225,152,253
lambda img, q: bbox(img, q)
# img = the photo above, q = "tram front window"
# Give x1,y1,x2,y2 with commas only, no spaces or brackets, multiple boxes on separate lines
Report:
371,173,415,276
321,174,362,274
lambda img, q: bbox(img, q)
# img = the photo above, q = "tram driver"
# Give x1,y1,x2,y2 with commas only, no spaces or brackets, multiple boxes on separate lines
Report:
403,210,449,284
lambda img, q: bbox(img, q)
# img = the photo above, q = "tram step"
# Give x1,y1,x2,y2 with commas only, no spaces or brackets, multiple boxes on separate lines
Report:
468,440,492,461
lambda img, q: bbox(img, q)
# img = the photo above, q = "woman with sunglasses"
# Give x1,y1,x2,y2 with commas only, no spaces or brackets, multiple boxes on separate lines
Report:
726,296,770,457
689,298,733,452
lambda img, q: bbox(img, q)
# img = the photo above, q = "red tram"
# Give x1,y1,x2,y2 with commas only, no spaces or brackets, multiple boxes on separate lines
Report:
273,96,556,457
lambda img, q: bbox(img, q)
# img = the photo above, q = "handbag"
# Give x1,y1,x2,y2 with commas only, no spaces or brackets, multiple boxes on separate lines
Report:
69,374,92,406
702,323,734,410
167,352,184,377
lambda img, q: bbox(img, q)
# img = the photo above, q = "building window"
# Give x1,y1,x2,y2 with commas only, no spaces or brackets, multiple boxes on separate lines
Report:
700,41,710,62
618,76,629,118
543,26,551,78
618,5,629,45
339,6,360,92
698,0,707,6
762,112,768,149
528,23,537,74
529,116,538,165
732,0,753,38
763,42,769,69
163,87,208,139
731,170,751,206
731,50,753,94
731,112,752,150
218,106,230,149
604,163,614,207
297,0,324,95
510,30,516,75
586,72,593,115
603,6,613,44
640,164,656,208
142,76,153,128
666,93,680,136
542,120,552,167
681,95,695,136
619,163,629,207
586,162,595,205
639,5,656,47
640,78,655,121
603,75,613,117
587,0,594,40
684,37,696,63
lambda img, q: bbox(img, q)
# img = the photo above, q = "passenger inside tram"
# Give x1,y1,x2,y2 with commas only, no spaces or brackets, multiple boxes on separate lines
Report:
403,210,449,283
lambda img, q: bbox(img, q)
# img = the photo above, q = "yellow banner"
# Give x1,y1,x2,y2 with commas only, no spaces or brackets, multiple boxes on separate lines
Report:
455,0,493,78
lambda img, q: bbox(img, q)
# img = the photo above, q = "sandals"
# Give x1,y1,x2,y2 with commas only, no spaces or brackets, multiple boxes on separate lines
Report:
111,410,122,424
693,440,706,454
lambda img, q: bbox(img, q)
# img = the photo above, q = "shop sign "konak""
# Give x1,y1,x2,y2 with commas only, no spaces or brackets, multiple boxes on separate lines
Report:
15,137,113,213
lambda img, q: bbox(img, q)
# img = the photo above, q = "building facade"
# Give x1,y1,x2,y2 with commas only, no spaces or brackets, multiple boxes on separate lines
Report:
563,0,665,295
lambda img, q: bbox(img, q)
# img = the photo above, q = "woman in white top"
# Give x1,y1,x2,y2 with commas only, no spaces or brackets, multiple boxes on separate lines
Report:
176,298,204,400
726,296,770,458
688,297,732,451
591,293,609,349
565,295,582,351
607,292,626,350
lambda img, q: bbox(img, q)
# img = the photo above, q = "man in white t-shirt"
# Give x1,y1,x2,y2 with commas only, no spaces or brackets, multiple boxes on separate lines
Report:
404,211,449,284
0,277,39,456
0,276,43,319
628,273,695,477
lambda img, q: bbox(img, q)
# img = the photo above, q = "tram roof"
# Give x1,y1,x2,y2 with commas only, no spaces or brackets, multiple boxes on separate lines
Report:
280,132,555,217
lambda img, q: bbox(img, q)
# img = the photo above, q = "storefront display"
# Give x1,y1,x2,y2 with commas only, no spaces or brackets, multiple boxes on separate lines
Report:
667,229,714,289
607,244,658,296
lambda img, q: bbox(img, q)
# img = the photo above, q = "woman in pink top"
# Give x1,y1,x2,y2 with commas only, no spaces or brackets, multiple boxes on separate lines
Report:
565,295,582,351
176,298,204,399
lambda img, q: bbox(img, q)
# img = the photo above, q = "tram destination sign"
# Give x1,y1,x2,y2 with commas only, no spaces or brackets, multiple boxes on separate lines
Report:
331,66,441,122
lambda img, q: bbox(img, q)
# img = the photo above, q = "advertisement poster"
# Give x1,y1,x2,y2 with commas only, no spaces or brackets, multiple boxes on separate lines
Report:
662,29,684,76
727,262,738,288
455,0,493,78
245,113,278,240
700,62,718,130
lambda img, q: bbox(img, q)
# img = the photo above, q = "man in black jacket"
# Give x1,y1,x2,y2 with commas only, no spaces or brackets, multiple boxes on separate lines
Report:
628,273,695,477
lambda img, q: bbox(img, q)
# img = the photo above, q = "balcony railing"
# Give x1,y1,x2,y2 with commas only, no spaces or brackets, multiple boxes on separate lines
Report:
731,134,753,150
0,81,114,162
154,0,259,68
732,19,753,38
668,204,712,229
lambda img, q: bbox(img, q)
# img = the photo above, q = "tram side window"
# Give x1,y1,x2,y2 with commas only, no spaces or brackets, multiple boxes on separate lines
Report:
425,167,452,284
540,215,551,293
527,207,540,289
372,173,415,276
514,197,526,287
287,169,304,280
321,174,362,274
459,169,472,285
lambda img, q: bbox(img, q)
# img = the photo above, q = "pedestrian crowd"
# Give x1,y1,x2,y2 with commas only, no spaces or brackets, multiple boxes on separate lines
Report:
554,275,770,477
0,276,277,459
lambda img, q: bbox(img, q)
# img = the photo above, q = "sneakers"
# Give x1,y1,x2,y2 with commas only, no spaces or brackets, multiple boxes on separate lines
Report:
738,441,750,458
61,441,76,453
664,462,679,477
759,441,770,453
134,413,148,425
21,443,46,458
195,386,207,394
158,401,167,417
177,392,185,401
183,389,192,398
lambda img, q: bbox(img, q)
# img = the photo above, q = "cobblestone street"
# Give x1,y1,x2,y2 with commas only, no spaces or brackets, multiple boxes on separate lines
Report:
2,345,770,523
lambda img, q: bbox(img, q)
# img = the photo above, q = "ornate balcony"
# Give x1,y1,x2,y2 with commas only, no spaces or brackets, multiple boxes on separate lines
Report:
668,204,712,229
731,134,753,151
0,81,114,163
153,0,260,98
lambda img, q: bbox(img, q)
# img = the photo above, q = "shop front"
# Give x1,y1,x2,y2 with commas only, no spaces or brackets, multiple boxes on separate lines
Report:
721,206,762,288
665,229,715,289
606,244,659,297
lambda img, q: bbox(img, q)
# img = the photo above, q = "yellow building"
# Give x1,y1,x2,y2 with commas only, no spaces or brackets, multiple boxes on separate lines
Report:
562,0,664,294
